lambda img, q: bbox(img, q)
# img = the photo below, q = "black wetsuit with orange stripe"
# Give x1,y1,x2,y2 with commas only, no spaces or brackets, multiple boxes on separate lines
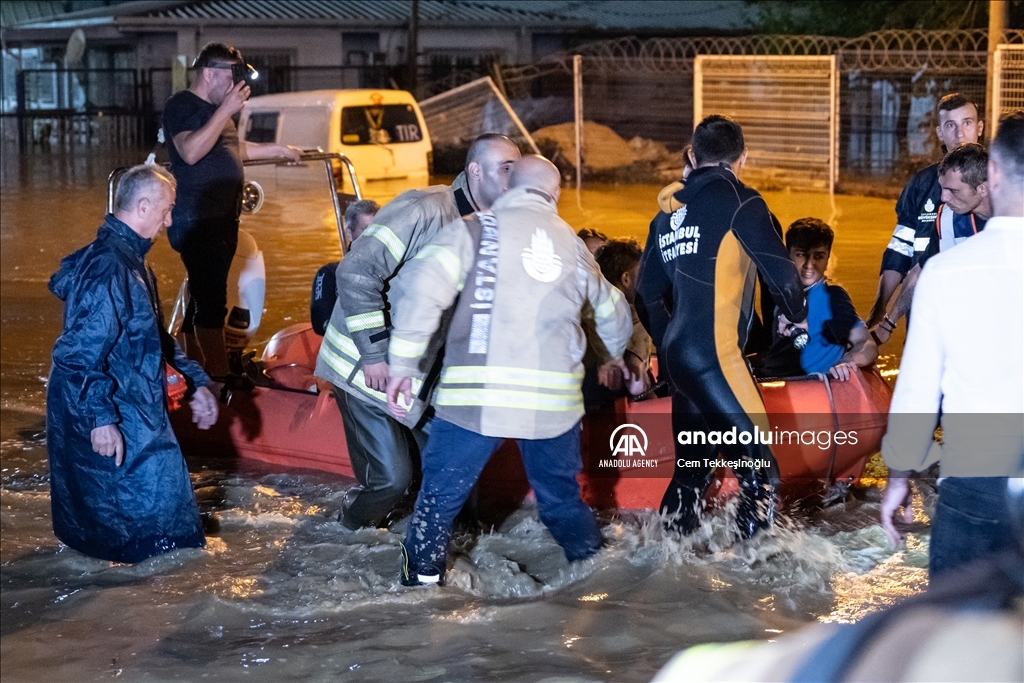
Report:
636,165,807,538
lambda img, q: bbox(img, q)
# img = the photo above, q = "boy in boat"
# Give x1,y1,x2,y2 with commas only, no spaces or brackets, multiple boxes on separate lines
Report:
756,218,877,381
583,238,653,409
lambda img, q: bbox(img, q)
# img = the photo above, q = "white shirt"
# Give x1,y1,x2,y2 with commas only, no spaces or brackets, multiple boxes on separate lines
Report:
882,216,1024,476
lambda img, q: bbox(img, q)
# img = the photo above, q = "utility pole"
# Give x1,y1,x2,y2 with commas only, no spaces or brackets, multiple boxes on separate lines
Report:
407,0,419,96
986,0,1008,138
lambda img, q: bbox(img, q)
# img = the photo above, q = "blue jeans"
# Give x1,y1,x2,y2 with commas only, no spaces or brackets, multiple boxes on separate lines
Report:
403,418,601,574
930,477,1015,581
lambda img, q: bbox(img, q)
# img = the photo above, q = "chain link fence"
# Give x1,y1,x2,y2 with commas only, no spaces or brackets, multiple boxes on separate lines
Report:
500,29,1024,194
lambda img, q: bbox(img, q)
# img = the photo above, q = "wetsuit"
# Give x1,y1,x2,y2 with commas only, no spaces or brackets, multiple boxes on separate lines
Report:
636,165,806,538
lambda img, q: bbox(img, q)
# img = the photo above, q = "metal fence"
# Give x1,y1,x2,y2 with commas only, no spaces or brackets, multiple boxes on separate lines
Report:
6,30,1024,193
501,30,1024,192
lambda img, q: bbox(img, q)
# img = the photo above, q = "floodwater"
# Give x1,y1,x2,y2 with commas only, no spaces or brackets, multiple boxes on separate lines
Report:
2,149,926,682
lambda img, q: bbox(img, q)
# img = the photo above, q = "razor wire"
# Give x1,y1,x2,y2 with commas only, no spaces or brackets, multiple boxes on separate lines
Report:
501,29,1024,79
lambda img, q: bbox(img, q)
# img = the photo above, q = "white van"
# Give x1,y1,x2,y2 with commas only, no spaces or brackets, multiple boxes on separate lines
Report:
238,89,432,194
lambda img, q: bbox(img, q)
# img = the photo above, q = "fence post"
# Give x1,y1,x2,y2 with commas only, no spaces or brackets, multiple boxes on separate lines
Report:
16,70,27,152
987,1,1009,138
573,54,583,198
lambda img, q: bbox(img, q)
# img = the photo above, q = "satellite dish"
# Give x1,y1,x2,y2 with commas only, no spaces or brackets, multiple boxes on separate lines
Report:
65,29,86,67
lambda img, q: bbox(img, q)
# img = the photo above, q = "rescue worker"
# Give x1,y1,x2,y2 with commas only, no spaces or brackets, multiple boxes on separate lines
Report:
635,115,807,539
385,155,633,585
314,134,521,531
866,92,983,335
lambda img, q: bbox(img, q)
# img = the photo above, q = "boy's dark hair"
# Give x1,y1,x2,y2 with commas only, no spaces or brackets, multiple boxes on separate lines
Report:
785,217,834,252
595,238,642,286
577,227,608,242
991,109,1024,184
192,43,243,69
937,92,979,117
691,115,745,166
938,143,988,189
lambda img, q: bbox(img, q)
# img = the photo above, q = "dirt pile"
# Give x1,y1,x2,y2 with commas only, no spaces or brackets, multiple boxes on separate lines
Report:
531,122,680,183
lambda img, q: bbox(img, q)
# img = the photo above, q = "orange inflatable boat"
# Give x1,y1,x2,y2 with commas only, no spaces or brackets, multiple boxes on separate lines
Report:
171,322,892,511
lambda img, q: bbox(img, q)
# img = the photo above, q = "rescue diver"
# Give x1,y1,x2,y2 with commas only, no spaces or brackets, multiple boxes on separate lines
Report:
635,115,807,539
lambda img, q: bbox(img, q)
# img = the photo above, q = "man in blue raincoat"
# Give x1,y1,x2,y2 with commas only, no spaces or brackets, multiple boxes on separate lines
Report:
47,164,219,564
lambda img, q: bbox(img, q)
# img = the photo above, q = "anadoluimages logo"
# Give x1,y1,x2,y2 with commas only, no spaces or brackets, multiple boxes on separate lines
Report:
609,424,648,457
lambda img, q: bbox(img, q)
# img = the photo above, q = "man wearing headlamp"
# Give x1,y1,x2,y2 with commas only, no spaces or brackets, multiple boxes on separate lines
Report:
162,42,300,382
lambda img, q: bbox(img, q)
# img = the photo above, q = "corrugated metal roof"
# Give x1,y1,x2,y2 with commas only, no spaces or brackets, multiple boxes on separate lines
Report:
5,0,753,31
123,0,586,28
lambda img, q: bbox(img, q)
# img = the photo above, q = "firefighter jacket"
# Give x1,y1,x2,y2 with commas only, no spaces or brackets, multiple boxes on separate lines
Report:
388,186,633,440
314,172,476,426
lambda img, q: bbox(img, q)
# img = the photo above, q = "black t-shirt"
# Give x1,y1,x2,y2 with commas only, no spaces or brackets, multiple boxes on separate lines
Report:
162,90,244,225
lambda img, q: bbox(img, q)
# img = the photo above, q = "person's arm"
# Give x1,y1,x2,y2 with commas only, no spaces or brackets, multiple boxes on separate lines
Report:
50,259,124,462
732,196,807,323
822,286,876,380
579,240,633,365
386,222,473,418
829,324,877,381
866,269,904,328
634,216,673,349
879,263,946,544
334,193,442,391
871,264,921,344
169,82,248,165
867,177,923,327
240,140,302,162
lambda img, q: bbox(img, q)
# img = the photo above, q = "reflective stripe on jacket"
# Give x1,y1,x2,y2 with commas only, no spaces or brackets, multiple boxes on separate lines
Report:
314,173,474,425
389,186,632,439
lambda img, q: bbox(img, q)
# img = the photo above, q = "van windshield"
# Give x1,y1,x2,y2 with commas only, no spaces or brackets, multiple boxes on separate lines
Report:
341,105,423,145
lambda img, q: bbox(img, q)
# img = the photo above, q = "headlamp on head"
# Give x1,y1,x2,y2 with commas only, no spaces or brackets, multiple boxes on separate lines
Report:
192,54,259,86
231,62,259,86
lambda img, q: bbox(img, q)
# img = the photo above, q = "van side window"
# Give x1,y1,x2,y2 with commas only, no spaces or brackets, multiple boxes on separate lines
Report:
247,112,279,143
341,105,422,145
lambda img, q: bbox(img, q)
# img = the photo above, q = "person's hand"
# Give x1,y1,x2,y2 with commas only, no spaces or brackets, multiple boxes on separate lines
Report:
624,354,651,396
828,361,854,382
189,386,219,430
880,476,914,547
278,144,302,162
362,361,389,392
597,360,625,391
219,80,249,117
91,425,125,466
869,323,892,345
386,376,413,420
777,314,808,337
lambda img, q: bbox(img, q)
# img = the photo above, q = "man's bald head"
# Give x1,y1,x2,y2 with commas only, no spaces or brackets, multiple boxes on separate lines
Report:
508,155,561,202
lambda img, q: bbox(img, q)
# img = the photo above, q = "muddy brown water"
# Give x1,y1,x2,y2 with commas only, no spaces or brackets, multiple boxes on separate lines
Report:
1,149,925,683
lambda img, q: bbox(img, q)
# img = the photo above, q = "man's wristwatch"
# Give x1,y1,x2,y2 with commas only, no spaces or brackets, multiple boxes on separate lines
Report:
882,315,897,332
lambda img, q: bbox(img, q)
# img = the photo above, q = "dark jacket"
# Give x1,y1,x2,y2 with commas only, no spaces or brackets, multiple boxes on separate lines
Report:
47,215,207,563
636,166,806,387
